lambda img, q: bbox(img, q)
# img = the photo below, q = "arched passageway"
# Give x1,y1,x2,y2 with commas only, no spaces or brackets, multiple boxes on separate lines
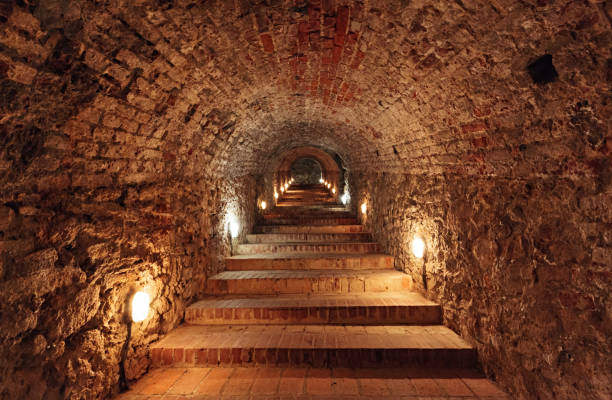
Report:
0,1,609,399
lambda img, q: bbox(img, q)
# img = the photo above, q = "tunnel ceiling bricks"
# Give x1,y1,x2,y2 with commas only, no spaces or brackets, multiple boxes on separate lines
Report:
0,0,606,180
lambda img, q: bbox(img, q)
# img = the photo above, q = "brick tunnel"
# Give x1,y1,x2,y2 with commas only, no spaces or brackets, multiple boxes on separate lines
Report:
0,1,610,399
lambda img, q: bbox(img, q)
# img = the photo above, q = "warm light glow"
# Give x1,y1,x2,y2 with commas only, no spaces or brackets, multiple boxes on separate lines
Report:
331,188,336,194
131,291,150,323
326,183,331,188
341,192,350,205
260,201,267,210
361,202,367,214
229,216,240,238
319,178,324,183
412,236,426,259
284,183,289,189
274,192,279,199
280,187,284,193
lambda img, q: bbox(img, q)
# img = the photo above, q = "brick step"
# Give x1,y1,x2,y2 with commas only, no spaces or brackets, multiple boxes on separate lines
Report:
263,211,353,218
186,292,441,325
273,205,347,211
225,253,394,270
246,232,372,243
205,269,410,295
262,217,359,226
257,225,365,234
150,325,477,368
276,202,338,207
235,242,380,255
281,192,330,196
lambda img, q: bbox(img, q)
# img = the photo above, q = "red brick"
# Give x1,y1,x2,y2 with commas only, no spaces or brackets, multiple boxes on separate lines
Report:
260,34,274,53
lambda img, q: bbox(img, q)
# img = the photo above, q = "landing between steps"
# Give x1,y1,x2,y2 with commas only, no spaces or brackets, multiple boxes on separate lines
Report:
117,366,510,400
150,324,476,368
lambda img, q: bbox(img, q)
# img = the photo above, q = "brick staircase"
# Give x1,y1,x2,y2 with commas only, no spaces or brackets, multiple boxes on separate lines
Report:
150,183,478,371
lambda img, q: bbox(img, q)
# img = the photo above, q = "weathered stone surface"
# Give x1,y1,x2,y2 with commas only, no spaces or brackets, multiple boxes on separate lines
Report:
354,172,612,400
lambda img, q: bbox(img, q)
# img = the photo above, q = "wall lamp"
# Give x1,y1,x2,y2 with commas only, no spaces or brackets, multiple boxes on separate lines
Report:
411,235,426,259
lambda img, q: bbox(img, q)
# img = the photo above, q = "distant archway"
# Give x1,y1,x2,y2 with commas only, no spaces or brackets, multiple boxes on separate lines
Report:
290,158,323,184
275,146,341,200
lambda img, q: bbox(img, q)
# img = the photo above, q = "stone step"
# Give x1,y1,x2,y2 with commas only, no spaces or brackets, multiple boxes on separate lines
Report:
225,253,394,270
186,292,442,325
276,201,338,207
257,225,365,234
235,242,380,255
150,325,476,368
262,217,359,226
246,232,372,243
263,211,353,218
205,269,410,295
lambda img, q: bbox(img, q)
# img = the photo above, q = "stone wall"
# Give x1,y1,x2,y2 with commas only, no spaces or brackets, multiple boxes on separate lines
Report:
354,171,611,400
0,165,255,399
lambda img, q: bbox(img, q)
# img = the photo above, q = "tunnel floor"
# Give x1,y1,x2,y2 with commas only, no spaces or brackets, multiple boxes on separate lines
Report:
115,184,509,399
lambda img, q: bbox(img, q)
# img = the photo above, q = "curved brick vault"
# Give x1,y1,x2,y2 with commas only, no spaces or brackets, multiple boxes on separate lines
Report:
275,146,341,196
0,0,610,399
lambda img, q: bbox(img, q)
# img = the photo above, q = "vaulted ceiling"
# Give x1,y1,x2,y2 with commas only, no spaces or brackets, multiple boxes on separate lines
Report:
1,0,609,181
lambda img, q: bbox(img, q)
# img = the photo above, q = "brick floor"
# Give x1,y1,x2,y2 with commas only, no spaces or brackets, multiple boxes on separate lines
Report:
114,367,510,399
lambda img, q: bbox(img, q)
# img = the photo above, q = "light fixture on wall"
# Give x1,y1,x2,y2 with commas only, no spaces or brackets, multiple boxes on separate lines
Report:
361,202,367,214
341,192,350,205
120,288,153,390
131,291,151,323
331,188,336,194
229,215,240,238
260,200,267,210
411,235,426,259
274,191,279,199
319,178,324,183
280,187,284,193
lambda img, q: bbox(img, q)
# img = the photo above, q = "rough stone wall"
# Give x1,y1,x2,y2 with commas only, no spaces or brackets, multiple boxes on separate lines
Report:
0,170,247,399
354,171,611,400
0,2,257,398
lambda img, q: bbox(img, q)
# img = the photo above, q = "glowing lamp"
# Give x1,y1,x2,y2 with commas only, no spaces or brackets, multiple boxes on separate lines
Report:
341,192,349,205
280,187,284,193
331,188,336,194
229,216,240,238
131,291,151,323
261,201,267,210
319,178,324,183
411,236,426,259
274,192,279,199
361,202,367,214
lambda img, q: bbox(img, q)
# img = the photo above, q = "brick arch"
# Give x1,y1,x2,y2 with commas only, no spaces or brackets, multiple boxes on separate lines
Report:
275,146,341,200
